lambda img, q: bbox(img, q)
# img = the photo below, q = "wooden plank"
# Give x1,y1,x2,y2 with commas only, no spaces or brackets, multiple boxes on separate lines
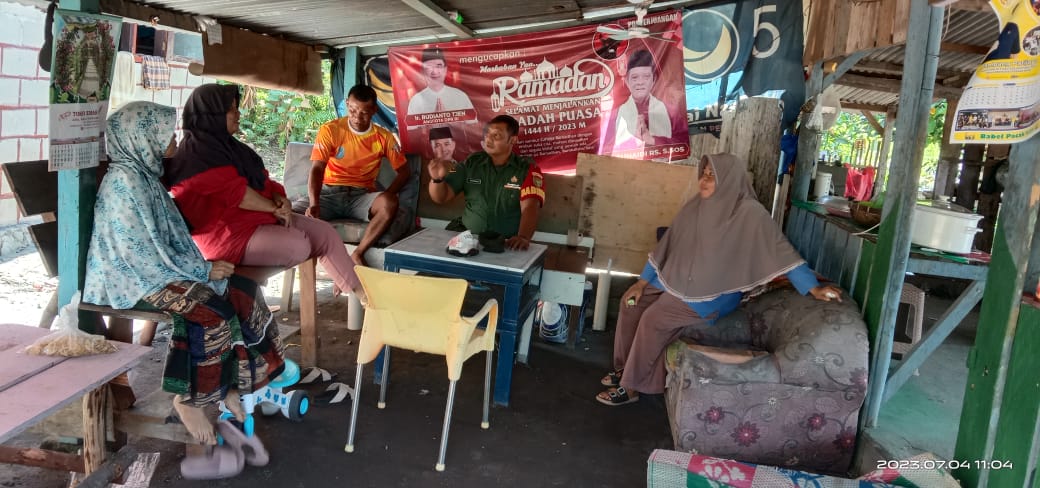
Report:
0,325,150,444
786,207,806,254
0,338,69,392
78,304,171,324
76,445,142,488
113,390,195,444
1,161,57,217
28,221,58,278
893,0,911,45
988,307,1040,488
575,153,696,274
0,446,85,473
874,0,898,48
299,258,317,368
113,451,159,488
840,234,863,293
954,136,1040,487
820,223,843,282
862,2,944,428
829,0,851,60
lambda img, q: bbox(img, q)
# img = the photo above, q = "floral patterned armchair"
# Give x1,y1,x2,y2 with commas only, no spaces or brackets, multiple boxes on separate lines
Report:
664,284,869,474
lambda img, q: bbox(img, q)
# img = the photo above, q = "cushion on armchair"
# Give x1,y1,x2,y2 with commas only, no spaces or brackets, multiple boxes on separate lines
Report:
664,285,868,475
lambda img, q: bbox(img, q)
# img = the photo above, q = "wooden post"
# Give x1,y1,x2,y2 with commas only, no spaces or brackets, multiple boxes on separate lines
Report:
792,62,824,202
80,385,109,477
873,106,897,197
716,97,782,211
975,161,1001,253
55,0,101,333
299,258,317,368
954,136,1040,487
932,96,961,198
862,1,944,427
955,145,984,211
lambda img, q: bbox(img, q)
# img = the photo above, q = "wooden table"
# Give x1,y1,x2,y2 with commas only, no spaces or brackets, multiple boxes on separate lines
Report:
0,324,151,475
381,228,546,406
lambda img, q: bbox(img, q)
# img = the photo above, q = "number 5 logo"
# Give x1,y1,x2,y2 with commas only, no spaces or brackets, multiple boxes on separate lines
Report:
753,5,781,59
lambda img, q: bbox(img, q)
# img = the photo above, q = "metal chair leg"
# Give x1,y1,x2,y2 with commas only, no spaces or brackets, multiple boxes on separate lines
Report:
378,345,390,409
481,350,491,429
344,362,364,453
436,380,458,472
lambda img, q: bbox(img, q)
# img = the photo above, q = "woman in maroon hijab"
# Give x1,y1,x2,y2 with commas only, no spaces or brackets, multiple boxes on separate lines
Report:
597,154,843,406
166,84,363,300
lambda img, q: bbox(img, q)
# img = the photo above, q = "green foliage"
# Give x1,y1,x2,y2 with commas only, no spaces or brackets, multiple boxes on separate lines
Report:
820,100,947,192
238,60,336,149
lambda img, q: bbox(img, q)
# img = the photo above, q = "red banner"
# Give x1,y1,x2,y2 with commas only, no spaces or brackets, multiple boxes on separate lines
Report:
389,10,688,173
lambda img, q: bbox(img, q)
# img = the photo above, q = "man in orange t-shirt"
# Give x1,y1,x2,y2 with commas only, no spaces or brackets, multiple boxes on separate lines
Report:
292,85,410,266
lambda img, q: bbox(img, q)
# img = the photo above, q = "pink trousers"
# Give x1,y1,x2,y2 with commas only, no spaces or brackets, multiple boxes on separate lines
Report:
240,214,360,293
614,286,710,394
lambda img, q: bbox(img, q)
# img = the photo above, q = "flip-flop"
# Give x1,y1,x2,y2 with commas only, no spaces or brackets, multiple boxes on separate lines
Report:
180,445,244,480
314,382,354,404
216,419,269,467
298,367,335,385
601,370,623,387
596,387,639,406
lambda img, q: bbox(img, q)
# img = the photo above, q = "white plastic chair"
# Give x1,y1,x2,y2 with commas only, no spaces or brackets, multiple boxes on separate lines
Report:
344,266,499,471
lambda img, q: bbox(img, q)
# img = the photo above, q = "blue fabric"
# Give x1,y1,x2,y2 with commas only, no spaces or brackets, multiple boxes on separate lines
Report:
83,101,225,309
639,261,819,324
786,263,821,295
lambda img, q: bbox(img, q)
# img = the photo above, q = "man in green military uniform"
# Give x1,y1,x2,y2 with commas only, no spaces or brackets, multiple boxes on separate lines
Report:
428,115,545,250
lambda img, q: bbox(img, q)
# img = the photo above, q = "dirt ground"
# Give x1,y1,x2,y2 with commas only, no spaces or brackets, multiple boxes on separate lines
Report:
1,244,664,488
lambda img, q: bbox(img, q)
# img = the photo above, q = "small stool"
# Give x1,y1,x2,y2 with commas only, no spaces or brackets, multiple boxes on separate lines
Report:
892,283,925,374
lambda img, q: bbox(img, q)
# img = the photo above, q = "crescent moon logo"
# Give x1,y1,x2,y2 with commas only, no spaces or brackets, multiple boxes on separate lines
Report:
682,9,739,83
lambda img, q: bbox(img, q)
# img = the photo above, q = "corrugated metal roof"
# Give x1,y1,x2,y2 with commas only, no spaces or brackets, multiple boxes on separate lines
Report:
132,0,698,48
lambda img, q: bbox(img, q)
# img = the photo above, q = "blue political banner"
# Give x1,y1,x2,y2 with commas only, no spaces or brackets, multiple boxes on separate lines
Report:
683,1,804,136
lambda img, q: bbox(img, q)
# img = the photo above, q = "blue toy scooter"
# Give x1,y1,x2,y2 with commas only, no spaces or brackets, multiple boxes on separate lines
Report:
218,359,310,436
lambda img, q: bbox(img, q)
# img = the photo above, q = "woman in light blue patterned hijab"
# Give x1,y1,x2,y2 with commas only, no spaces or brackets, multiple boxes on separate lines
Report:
84,101,226,308
83,102,285,451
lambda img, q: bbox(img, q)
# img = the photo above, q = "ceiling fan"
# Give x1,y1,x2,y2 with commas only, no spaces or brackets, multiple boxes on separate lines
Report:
595,1,674,42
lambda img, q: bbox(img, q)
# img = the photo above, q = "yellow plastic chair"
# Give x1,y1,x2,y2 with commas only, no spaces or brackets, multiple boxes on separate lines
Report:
345,266,499,471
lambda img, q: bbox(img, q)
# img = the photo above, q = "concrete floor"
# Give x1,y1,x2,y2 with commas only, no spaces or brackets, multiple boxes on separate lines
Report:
859,289,979,466
1,276,981,487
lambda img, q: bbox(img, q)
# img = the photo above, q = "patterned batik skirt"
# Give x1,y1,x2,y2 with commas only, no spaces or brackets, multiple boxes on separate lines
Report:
142,275,285,407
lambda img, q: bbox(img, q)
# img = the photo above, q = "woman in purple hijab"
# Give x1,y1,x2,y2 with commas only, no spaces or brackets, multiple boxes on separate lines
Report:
597,154,843,406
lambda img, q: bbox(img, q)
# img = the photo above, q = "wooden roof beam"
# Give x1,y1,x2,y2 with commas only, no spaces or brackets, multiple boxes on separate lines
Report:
400,0,475,39
853,60,966,80
836,73,964,99
861,110,886,134
842,102,896,113
941,41,990,54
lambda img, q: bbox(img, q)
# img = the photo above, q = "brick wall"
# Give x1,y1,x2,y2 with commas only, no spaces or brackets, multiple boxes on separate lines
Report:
0,1,215,225
0,2,47,224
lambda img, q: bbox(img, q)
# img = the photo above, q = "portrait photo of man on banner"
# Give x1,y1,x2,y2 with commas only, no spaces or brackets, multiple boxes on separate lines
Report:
388,10,688,173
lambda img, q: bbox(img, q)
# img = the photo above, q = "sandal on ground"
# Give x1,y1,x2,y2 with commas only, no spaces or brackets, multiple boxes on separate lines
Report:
299,366,335,385
596,387,639,406
180,444,244,480
216,420,269,467
314,382,354,404
600,370,623,387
